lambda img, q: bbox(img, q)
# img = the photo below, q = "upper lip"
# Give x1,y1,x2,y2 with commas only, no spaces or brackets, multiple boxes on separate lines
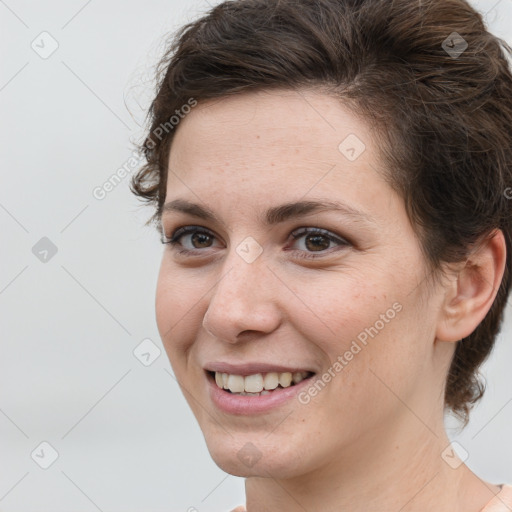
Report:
204,362,316,376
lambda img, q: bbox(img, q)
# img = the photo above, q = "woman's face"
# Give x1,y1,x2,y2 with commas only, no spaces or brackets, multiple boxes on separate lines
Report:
156,89,451,478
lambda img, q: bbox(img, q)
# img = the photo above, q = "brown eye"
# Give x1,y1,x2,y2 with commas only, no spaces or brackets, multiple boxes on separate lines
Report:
188,231,213,248
162,226,221,252
290,228,349,259
161,225,350,260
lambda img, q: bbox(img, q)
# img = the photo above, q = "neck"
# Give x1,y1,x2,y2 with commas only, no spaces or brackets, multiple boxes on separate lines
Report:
244,410,498,512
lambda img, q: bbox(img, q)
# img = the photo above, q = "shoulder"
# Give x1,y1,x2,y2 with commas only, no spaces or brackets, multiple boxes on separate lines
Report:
480,484,512,512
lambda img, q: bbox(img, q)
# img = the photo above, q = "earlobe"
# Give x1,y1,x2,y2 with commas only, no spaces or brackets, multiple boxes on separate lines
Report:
435,229,507,343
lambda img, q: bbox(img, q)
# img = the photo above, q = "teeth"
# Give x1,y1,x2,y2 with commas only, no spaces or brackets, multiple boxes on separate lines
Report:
227,374,245,393
263,372,279,390
213,370,311,393
244,373,264,393
279,372,292,387
292,371,305,384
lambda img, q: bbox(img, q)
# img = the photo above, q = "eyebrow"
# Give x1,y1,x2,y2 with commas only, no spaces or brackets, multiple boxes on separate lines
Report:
161,198,376,226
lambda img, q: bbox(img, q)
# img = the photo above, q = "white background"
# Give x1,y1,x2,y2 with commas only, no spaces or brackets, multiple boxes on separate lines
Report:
1,1,511,511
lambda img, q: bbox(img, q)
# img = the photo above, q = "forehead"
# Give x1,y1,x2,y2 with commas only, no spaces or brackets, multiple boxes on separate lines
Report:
173,88,373,147
164,88,394,225
168,89,380,179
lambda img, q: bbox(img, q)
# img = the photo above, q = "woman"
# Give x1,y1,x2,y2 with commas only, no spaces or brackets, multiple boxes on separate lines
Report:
130,0,512,510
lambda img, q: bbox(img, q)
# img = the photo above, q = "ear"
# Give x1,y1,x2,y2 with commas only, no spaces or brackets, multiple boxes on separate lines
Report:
436,229,507,343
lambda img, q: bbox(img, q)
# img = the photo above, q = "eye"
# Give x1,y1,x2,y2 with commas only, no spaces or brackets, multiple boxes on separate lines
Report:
161,225,220,254
288,227,350,259
161,225,350,259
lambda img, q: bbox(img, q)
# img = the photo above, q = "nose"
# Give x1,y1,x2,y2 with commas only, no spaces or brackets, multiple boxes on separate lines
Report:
202,248,283,343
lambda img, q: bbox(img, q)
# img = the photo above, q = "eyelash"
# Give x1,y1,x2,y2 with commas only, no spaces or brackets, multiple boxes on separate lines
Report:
160,225,350,260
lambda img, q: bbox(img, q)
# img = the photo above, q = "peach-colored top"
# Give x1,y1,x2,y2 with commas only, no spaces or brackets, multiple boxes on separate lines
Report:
230,485,512,512
480,484,512,511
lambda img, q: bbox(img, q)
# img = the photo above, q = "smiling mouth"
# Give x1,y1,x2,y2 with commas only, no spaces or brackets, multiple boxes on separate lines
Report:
206,370,316,396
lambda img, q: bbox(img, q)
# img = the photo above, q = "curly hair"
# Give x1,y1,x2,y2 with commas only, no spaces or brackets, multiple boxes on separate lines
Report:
130,0,512,426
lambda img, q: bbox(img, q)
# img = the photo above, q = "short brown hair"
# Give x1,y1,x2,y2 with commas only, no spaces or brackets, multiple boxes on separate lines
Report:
130,0,512,426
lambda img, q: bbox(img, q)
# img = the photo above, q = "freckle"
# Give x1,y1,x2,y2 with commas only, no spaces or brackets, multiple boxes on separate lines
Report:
256,135,260,139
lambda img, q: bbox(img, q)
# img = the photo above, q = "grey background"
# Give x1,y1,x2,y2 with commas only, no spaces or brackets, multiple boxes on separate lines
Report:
0,1,511,511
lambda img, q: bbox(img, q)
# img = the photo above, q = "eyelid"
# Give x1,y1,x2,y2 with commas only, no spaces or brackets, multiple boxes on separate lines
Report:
162,225,219,244
290,227,347,243
162,224,351,259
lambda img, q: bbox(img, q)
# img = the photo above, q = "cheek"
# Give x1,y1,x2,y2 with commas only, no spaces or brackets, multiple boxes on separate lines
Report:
295,268,427,403
155,260,204,358
294,268,397,351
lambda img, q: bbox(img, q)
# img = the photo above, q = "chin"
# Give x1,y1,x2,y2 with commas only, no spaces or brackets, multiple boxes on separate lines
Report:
204,430,307,479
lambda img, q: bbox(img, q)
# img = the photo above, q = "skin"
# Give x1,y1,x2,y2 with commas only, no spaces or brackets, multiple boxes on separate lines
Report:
155,88,507,512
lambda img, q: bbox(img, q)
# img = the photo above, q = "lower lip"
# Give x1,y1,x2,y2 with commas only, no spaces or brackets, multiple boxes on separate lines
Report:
206,372,315,415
